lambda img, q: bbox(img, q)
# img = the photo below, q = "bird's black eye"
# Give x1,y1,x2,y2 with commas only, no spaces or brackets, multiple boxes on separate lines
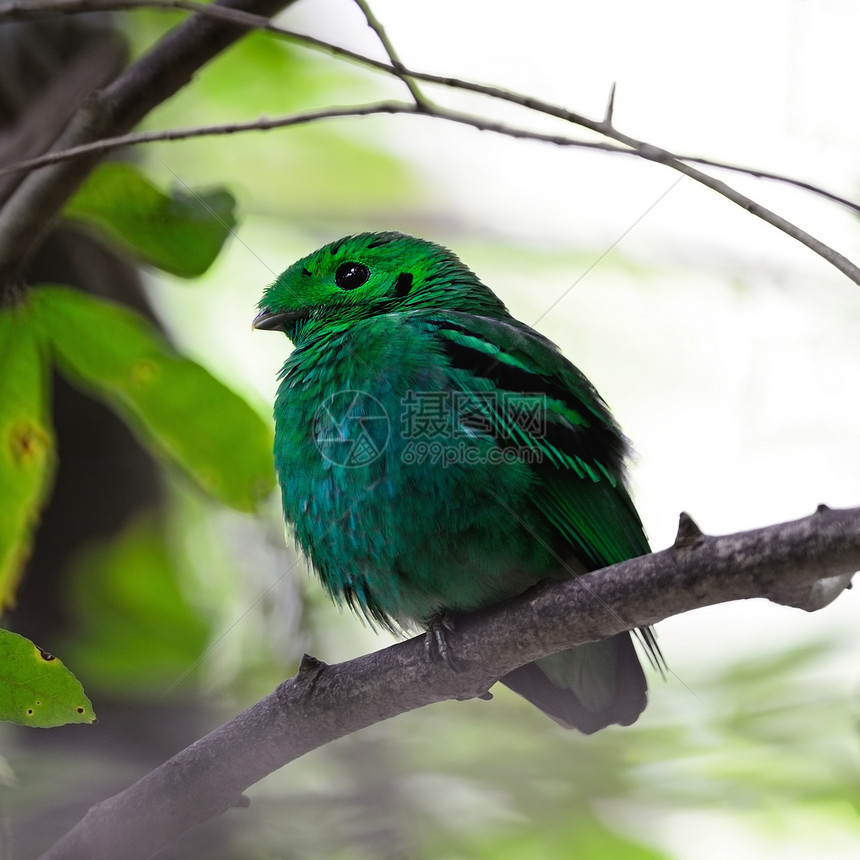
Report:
335,262,370,291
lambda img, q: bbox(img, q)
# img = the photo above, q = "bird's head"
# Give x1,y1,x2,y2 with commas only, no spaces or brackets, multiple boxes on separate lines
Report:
253,232,508,342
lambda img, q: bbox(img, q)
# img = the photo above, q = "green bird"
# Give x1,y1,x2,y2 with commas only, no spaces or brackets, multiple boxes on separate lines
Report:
254,232,659,732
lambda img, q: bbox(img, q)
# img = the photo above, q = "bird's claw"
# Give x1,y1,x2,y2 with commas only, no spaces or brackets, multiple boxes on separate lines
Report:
424,614,495,701
424,613,463,671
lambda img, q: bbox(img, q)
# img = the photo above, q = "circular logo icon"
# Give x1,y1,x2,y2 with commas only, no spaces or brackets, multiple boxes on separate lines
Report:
313,390,391,467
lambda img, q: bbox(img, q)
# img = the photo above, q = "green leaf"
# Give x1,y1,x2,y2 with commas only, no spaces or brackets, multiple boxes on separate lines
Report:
0,629,95,727
0,307,55,609
63,162,237,278
63,515,210,693
29,286,274,511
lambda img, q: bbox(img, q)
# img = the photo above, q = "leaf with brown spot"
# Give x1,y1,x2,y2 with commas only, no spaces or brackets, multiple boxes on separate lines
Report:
0,307,55,609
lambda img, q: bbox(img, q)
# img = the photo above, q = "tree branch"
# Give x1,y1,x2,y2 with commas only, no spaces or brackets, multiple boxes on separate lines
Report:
0,0,298,291
4,95,860,291
6,0,860,216
2,0,859,286
40,505,860,860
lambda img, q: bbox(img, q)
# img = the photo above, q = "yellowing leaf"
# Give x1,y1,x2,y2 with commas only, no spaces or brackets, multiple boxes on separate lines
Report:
64,162,237,278
29,286,274,511
0,307,55,609
0,629,95,727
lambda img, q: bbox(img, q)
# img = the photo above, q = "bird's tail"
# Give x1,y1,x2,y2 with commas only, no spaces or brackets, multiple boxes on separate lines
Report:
500,631,647,733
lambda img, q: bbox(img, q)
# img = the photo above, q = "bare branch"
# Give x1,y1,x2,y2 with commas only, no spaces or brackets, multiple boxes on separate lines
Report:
0,29,127,207
2,0,859,286
3,1,859,220
0,0,393,73
675,155,860,215
0,102,621,177
40,505,860,860
408,73,860,281
3,0,859,290
604,82,617,127
5,95,858,287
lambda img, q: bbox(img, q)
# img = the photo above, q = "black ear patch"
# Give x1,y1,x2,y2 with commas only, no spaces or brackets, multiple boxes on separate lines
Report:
393,272,413,298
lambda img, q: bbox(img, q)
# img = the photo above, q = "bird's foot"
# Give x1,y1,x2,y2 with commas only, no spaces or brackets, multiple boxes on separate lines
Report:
424,612,462,671
423,612,495,701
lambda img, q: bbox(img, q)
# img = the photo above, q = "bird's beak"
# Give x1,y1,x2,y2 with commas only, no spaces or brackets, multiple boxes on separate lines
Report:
252,307,301,331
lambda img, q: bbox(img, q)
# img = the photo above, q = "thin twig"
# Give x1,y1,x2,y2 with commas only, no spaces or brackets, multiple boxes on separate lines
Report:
351,0,431,110
1,101,643,177
679,155,860,214
3,97,858,286
604,81,617,126
3,0,859,217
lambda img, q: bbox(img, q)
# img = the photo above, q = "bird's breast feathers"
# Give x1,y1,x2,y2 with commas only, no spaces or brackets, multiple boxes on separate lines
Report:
272,314,552,623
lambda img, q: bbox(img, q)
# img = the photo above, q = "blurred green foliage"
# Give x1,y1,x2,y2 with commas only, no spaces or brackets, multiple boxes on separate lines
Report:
60,514,210,694
126,17,418,221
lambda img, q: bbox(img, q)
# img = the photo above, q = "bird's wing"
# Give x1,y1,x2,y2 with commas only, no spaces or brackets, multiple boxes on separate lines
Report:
425,311,651,569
